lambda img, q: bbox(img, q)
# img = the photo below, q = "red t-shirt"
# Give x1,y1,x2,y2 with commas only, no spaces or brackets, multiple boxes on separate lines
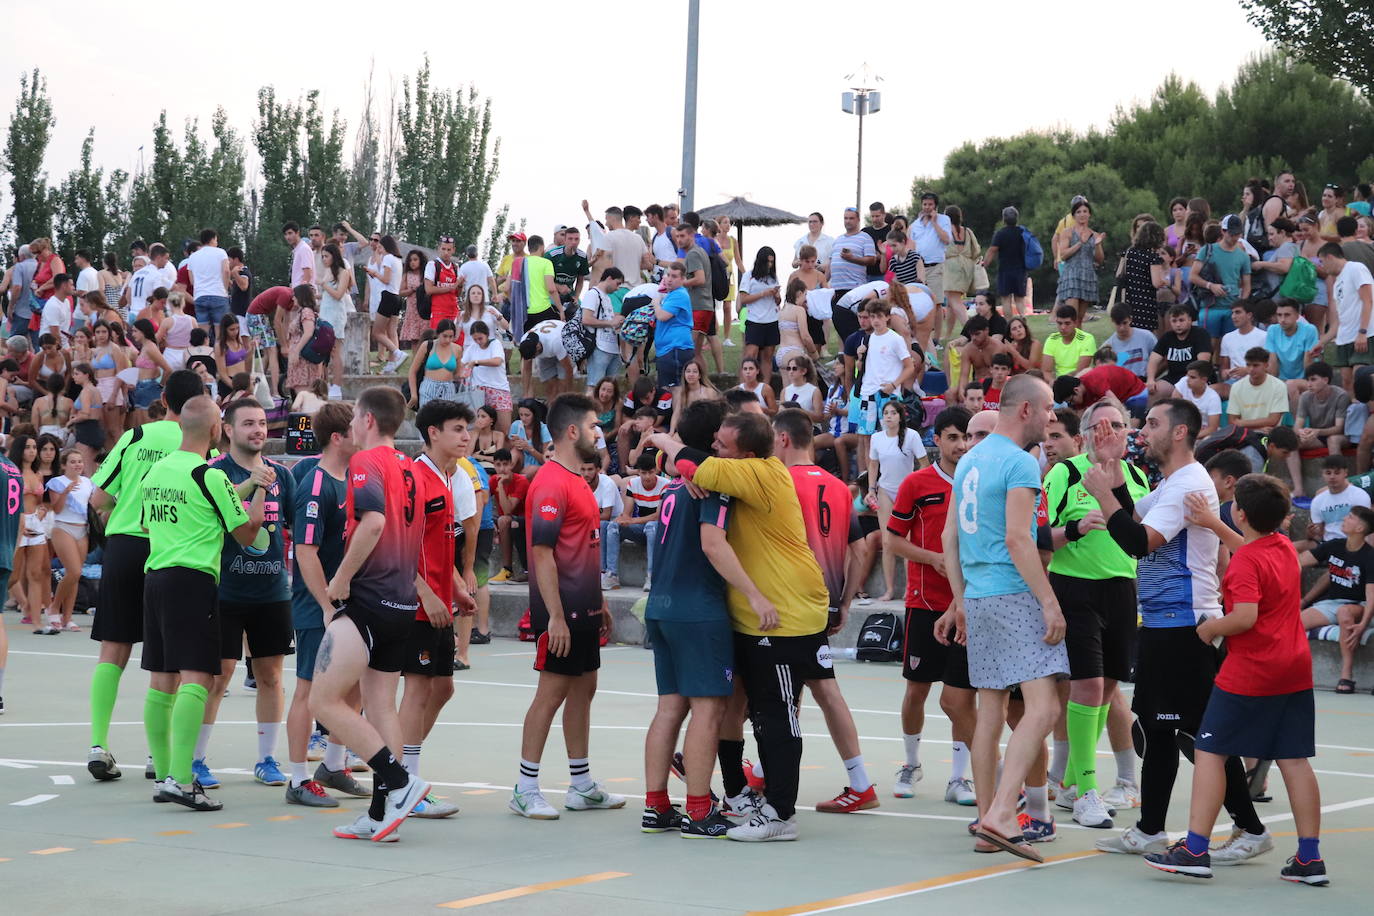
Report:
1216,532,1312,696
248,286,295,316
345,446,423,616
413,455,456,620
176,265,194,296
789,464,861,608
525,460,602,631
1081,364,1145,407
886,464,954,611
496,472,530,517
981,384,1002,411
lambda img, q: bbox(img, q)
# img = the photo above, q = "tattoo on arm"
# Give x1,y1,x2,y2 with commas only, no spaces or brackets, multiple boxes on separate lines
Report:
315,631,334,674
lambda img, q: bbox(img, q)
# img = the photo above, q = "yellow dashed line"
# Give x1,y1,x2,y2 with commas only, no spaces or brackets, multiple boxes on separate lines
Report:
438,872,630,910
212,822,249,829
30,847,74,856
93,838,135,845
267,815,300,821
157,830,192,837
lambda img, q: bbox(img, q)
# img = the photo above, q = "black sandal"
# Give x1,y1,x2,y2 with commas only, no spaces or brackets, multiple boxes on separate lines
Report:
1336,678,1356,694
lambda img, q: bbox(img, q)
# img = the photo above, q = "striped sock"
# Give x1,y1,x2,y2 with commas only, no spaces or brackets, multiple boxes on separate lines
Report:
569,757,593,791
403,744,422,778
517,759,540,793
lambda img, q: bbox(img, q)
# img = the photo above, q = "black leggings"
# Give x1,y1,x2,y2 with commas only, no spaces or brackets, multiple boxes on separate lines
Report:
1136,725,1264,836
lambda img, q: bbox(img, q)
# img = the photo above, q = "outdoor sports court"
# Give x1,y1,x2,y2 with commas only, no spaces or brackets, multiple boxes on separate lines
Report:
3,624,1372,913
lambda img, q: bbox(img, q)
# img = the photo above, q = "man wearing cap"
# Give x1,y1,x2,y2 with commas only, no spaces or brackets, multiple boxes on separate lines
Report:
497,232,528,292
828,207,878,343
459,244,495,303
1195,215,1252,347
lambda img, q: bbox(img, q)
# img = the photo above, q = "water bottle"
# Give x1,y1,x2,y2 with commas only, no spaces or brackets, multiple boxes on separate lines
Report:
834,647,859,661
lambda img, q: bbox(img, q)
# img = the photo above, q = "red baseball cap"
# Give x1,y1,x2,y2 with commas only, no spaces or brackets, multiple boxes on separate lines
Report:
508,232,527,242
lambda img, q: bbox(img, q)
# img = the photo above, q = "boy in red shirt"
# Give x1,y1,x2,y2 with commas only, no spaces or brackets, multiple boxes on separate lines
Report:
492,448,531,579
1145,474,1327,885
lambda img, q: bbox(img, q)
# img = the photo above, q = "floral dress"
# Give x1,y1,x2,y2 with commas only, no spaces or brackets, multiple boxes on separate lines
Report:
286,310,325,392
399,269,427,344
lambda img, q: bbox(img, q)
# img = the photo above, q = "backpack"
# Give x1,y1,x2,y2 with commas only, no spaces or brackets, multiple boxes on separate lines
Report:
709,250,730,301
1277,255,1317,303
517,608,535,641
620,300,656,345
415,282,432,321
299,319,336,364
1021,226,1044,270
1193,425,1267,466
561,302,596,363
855,611,904,662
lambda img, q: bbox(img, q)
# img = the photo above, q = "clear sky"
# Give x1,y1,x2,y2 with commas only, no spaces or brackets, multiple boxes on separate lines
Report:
8,0,1271,259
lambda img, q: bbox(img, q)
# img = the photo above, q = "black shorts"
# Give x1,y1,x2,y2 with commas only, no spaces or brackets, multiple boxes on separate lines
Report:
1051,574,1137,682
1131,625,1218,733
902,607,972,689
857,514,879,537
534,627,601,677
402,619,456,677
141,567,221,675
733,630,835,684
744,320,780,348
334,601,412,673
831,296,860,340
92,534,150,645
219,599,295,661
1195,687,1316,760
377,290,403,318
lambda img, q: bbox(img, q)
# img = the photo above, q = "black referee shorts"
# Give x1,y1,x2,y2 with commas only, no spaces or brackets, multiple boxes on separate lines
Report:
1050,573,1137,682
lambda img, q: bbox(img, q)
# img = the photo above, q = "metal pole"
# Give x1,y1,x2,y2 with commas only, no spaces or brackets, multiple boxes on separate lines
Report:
680,0,700,212
855,91,865,211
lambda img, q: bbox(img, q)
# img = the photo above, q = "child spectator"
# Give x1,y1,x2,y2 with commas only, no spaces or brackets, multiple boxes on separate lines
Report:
490,448,530,583
1306,455,1371,544
1298,505,1374,693
604,454,667,592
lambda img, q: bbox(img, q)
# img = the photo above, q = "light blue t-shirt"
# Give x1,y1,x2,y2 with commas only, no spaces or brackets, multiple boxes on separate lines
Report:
655,287,694,353
829,232,877,289
1108,327,1156,378
953,433,1042,599
1265,320,1318,381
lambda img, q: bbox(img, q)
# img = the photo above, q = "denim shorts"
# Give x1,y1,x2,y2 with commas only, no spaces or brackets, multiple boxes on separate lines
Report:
132,378,163,409
657,346,695,388
586,348,623,387
195,295,230,326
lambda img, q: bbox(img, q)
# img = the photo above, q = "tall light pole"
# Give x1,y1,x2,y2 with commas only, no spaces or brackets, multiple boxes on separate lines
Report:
841,65,882,212
680,0,700,212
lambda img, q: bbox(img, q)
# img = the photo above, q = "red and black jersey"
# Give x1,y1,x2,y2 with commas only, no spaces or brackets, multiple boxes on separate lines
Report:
525,460,602,631
789,464,861,608
886,464,954,612
345,446,422,616
412,454,456,620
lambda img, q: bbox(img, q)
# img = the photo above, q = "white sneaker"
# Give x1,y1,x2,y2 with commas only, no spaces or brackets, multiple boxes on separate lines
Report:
392,349,406,363
328,385,343,399
893,764,922,798
1101,779,1141,810
726,802,798,842
1095,824,1169,855
944,776,976,806
723,338,736,347
642,574,652,592
409,793,461,819
509,787,560,819
1209,826,1274,865
376,777,429,840
601,572,620,590
723,788,764,818
564,781,627,810
1054,783,1077,811
333,812,399,842
1072,788,1114,829
380,359,399,374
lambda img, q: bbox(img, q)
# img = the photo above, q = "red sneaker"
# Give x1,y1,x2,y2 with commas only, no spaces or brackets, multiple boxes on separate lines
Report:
741,758,765,792
815,785,880,813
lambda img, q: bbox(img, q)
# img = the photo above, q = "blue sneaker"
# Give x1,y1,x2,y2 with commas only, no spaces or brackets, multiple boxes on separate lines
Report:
307,732,328,762
192,758,219,789
254,756,286,786
1018,812,1057,843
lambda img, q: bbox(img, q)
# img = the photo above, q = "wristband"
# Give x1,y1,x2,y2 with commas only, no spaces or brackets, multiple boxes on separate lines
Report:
1065,518,1084,542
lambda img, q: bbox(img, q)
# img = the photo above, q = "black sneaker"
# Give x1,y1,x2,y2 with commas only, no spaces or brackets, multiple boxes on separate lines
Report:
1280,856,1330,886
641,805,685,833
470,630,491,645
669,751,687,783
681,808,734,839
145,756,156,780
1144,839,1212,879
156,777,223,811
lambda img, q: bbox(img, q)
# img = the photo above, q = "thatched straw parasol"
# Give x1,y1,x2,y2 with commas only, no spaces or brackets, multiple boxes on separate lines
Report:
696,196,806,257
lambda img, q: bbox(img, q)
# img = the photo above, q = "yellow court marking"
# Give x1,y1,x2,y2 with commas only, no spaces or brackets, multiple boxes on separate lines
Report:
437,871,630,910
0,858,10,863
157,830,192,837
212,822,249,829
93,838,136,845
748,850,1100,916
462,789,496,795
30,847,75,856
603,777,636,783
267,815,300,822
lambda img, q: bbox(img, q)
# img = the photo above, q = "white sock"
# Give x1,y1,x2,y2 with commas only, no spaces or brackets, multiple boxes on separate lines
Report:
1114,748,1137,786
194,724,214,761
903,733,922,768
1025,784,1050,821
518,758,540,793
950,741,971,782
290,760,308,787
1049,739,1070,786
403,744,422,778
843,755,872,792
751,759,765,779
569,757,594,791
257,722,279,762
323,740,346,771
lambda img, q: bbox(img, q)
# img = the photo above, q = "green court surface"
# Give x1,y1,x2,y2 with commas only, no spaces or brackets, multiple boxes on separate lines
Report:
2,618,1372,914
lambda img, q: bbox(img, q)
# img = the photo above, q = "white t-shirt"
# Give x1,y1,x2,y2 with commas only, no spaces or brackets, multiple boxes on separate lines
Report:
459,305,504,342
463,338,508,390
1135,461,1222,623
1333,260,1374,346
782,382,820,411
530,319,567,361
379,253,403,294
603,227,648,282
41,296,72,338
1219,325,1267,372
1171,381,1223,418
838,280,889,312
793,232,834,266
580,287,619,354
47,475,93,525
458,259,492,297
869,428,926,494
652,230,677,267
860,328,909,396
625,282,663,303
127,263,176,313
738,275,779,323
185,245,229,298
75,266,100,295
290,240,314,288
1310,484,1372,542
593,473,623,516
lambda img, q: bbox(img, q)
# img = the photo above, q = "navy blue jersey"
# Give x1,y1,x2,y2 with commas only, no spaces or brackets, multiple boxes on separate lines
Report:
644,479,733,623
209,453,295,603
290,462,348,629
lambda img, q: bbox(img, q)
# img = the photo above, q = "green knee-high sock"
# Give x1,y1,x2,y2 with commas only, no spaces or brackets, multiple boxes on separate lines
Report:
91,663,124,748
170,684,209,786
143,689,175,780
1065,701,1102,794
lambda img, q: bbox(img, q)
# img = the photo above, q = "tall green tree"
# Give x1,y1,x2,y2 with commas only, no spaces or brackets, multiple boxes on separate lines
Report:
54,130,128,263
304,92,350,229
1241,0,1373,96
250,86,308,286
4,69,56,244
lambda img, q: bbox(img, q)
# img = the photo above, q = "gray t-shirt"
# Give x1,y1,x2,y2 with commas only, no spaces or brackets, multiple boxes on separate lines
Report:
1299,387,1351,431
685,246,713,312
10,259,37,318
1341,240,1374,277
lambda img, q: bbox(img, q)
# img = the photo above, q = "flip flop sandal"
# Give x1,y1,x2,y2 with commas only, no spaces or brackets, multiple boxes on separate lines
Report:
1336,679,1356,694
973,838,999,853
975,825,1044,863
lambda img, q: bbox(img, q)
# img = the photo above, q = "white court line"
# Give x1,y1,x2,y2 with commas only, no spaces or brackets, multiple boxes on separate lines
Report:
10,794,58,806
48,775,74,785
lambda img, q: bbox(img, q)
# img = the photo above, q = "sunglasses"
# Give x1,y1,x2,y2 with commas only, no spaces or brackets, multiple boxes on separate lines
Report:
785,365,801,370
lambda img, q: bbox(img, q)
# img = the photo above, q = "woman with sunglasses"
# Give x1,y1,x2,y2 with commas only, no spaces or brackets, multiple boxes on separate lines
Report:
1319,183,1353,243
1296,209,1333,329
780,353,824,424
